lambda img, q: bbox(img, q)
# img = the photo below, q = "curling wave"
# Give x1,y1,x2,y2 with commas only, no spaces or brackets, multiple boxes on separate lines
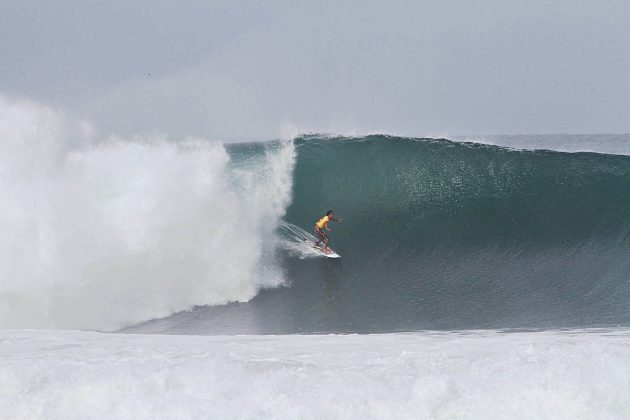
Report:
132,134,630,334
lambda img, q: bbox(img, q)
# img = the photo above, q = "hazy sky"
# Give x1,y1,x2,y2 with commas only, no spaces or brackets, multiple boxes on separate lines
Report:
1,0,629,140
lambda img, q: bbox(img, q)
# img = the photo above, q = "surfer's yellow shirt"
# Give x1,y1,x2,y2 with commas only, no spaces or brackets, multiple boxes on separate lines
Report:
315,215,330,229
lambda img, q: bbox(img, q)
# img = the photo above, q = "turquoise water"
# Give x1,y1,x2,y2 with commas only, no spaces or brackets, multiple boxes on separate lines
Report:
127,135,630,334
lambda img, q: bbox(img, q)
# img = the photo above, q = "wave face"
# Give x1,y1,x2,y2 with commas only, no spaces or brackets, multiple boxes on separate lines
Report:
131,134,630,334
286,135,630,331
0,96,295,330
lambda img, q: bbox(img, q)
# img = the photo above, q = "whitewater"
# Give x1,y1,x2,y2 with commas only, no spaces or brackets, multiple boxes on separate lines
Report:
2,95,630,418
0,96,295,331
2,329,629,419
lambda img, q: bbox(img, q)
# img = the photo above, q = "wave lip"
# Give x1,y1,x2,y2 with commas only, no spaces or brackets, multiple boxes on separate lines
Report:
453,133,630,156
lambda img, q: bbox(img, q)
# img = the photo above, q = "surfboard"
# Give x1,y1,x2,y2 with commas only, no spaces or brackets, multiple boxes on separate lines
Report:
312,243,341,258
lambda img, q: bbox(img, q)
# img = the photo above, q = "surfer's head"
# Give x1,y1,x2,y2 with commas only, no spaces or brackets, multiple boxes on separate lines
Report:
327,210,334,217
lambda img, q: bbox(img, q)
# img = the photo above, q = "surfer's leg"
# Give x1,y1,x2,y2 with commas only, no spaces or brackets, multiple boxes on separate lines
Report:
314,228,323,246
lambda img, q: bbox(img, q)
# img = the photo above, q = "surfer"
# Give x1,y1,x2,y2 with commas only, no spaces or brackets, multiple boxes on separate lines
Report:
314,210,342,253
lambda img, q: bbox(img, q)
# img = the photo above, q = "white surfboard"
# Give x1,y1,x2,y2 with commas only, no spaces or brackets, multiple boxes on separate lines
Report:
312,243,341,258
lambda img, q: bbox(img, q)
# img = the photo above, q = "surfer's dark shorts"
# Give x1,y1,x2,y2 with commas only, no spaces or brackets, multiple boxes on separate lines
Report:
315,228,328,240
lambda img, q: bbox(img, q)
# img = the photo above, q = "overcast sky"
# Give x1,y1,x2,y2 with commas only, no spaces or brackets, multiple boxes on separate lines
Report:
1,0,629,140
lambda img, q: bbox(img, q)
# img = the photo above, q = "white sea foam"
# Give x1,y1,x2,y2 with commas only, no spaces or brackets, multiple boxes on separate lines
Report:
1,329,629,419
277,222,328,259
0,95,296,331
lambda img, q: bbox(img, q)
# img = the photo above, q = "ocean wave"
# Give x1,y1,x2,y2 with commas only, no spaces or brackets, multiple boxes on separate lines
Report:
134,134,630,334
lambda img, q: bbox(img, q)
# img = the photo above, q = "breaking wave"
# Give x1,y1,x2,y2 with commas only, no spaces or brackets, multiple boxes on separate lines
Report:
0,96,295,330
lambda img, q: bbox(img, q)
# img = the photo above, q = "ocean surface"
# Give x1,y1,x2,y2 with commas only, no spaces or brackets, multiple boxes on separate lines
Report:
2,108,629,334
3,109,630,418
122,133,630,335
